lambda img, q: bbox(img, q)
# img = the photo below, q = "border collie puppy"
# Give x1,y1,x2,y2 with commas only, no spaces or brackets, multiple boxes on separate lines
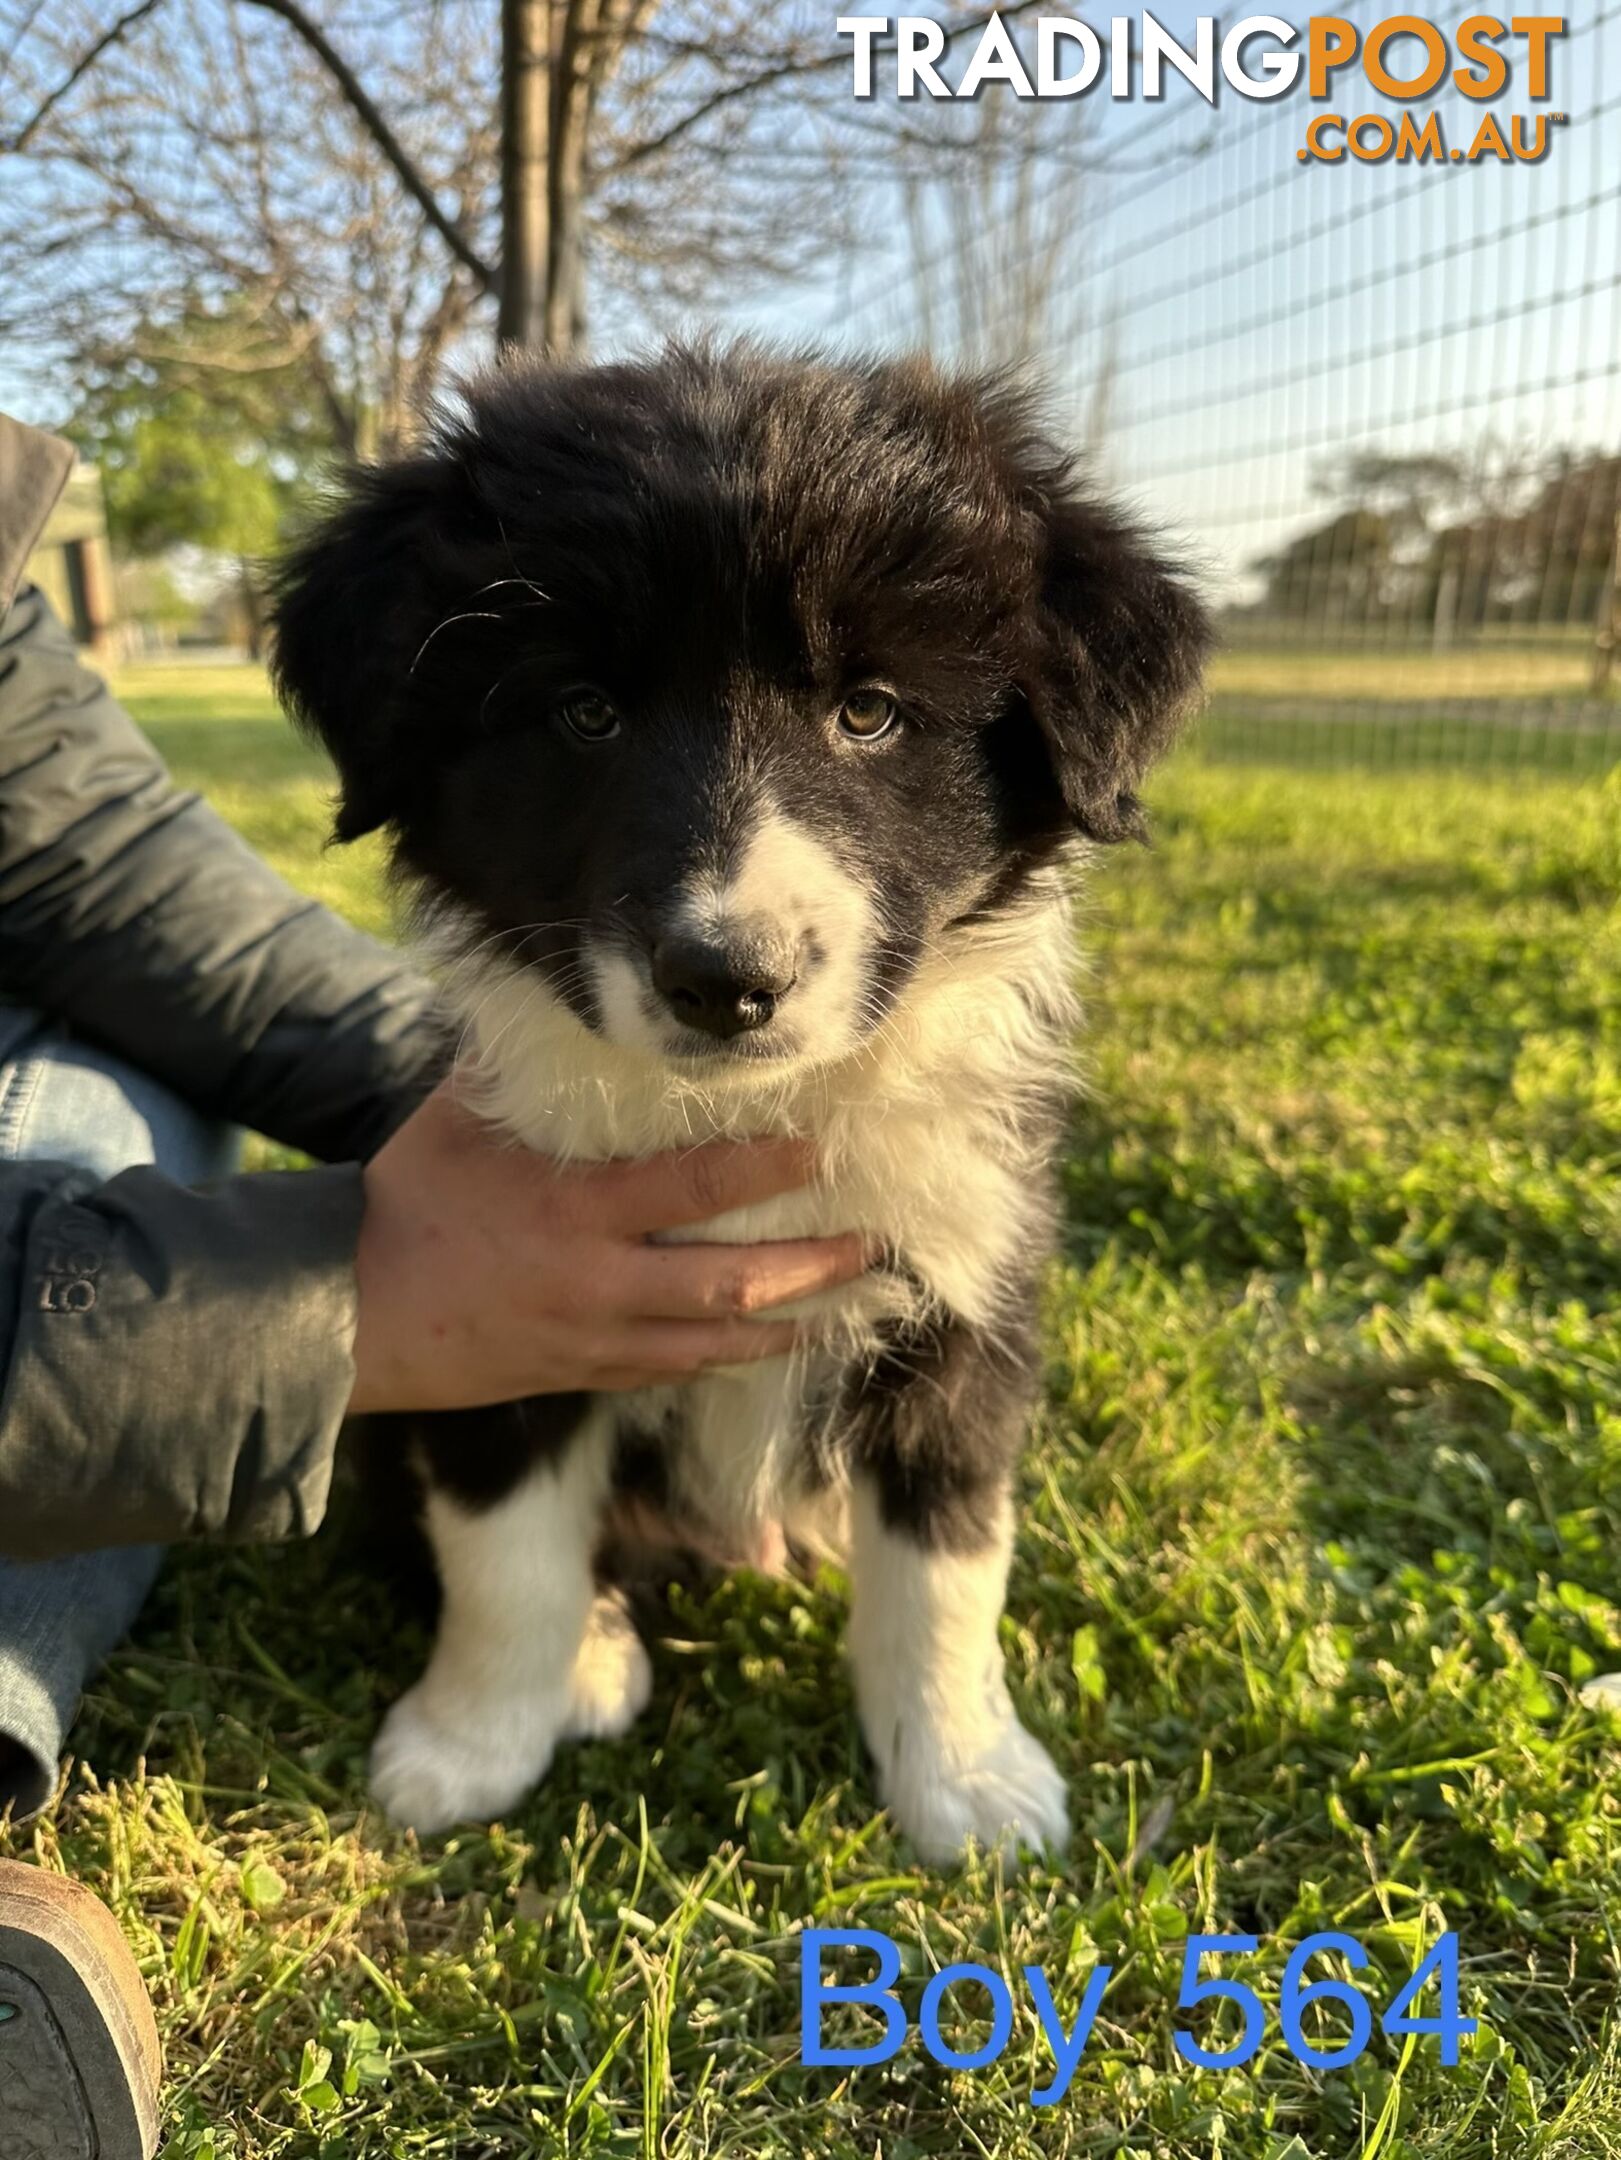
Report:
272,344,1209,1862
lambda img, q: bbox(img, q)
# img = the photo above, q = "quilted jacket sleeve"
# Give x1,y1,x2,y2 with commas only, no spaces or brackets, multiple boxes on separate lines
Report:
0,583,444,1165
0,416,445,1554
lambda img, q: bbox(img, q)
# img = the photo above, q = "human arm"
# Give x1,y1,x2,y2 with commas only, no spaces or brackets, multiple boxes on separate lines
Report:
0,1106,863,1560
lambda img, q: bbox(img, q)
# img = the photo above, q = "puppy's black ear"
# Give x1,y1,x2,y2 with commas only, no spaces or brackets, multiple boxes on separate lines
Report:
1024,491,1212,843
271,453,469,841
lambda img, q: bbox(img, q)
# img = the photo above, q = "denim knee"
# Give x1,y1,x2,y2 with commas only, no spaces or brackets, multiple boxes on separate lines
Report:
0,1014,241,1814
0,1017,241,1185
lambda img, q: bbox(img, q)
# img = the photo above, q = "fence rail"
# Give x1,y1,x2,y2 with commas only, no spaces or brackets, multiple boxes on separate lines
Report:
1193,693,1621,777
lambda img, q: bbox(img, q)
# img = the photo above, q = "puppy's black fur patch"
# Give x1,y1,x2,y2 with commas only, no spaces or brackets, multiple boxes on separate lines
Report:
275,345,1208,1090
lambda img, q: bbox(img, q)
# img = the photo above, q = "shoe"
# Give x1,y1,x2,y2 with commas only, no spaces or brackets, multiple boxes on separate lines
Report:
0,1859,160,2159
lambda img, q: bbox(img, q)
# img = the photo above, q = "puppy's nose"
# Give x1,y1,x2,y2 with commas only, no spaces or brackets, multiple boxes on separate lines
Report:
652,931,797,1039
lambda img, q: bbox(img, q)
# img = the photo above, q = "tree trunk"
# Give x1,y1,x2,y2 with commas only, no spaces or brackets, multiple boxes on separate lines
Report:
546,0,595,355
499,0,551,349
1593,512,1621,697
237,559,265,660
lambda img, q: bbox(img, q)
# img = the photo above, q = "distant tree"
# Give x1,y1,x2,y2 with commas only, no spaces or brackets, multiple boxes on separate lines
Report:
1254,443,1621,638
1311,451,1472,542
66,304,338,650
112,557,197,643
1514,451,1621,626
1253,507,1398,630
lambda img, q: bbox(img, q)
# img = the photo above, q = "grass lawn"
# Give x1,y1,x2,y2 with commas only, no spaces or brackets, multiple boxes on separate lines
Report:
9,660,1621,2158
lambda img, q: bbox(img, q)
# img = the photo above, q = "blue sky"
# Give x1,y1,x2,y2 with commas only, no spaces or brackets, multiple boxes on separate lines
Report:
4,2,1615,601
723,4,1621,600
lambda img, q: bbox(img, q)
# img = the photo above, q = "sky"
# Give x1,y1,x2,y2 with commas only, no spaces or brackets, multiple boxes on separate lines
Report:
725,3,1621,603
3,1,1616,606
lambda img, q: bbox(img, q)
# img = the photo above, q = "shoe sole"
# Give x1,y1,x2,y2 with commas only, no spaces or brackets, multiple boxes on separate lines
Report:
0,1860,160,2160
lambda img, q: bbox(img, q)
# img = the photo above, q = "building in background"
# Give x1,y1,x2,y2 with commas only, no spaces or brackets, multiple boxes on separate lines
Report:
25,460,117,655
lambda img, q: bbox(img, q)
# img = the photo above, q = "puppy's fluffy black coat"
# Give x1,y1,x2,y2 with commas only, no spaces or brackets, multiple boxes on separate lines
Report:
274,343,1209,1859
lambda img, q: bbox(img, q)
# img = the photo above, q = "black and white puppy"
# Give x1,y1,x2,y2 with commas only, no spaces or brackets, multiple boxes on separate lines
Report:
272,344,1209,1862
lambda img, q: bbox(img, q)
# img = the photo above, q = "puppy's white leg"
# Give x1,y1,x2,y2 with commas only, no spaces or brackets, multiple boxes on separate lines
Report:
848,1479,1068,1865
562,1585,654,1742
370,1415,645,1832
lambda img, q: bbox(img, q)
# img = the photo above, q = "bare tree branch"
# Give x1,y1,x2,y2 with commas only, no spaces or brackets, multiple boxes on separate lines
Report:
610,0,1049,177
610,50,818,176
2,0,1088,438
238,0,496,293
4,0,162,151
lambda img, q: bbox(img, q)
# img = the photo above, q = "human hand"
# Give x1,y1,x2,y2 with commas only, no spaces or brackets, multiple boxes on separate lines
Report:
347,1081,864,1413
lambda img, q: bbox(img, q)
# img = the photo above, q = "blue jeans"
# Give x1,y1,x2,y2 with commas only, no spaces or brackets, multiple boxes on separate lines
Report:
0,1018,239,1817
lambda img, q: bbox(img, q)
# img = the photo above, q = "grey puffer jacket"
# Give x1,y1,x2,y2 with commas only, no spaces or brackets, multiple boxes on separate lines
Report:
0,413,444,1559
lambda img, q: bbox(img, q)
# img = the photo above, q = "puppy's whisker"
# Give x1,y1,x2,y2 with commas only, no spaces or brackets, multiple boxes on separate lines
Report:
469,574,552,605
478,662,530,729
408,610,506,675
435,920,562,997
494,513,548,603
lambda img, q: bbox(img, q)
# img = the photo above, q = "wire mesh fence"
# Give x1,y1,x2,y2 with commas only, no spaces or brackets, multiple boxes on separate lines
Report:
828,6,1621,780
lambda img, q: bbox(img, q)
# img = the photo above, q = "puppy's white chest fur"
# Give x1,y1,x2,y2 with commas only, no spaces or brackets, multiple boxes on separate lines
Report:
431,876,1077,1530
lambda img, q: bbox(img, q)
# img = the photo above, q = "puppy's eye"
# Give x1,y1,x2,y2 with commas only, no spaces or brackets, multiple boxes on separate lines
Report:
556,689,621,742
836,690,900,742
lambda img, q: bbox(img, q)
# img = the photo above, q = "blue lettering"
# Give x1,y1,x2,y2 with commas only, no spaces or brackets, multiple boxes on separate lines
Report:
1026,1962,1112,2105
918,1962,1014,2071
801,1927,907,2067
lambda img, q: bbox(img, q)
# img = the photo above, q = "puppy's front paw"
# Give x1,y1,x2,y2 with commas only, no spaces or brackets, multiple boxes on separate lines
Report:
878,1712,1069,1866
563,1592,653,1741
369,1685,563,1834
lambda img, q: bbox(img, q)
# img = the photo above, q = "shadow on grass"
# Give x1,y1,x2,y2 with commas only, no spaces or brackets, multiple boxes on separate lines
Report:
75,1493,865,1881
1289,1348,1608,1574
1058,1106,1619,1304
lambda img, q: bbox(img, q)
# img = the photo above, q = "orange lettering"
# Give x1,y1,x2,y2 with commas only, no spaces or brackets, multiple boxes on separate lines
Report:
1364,15,1448,97
1509,16,1563,97
1309,16,1359,96
1454,15,1508,97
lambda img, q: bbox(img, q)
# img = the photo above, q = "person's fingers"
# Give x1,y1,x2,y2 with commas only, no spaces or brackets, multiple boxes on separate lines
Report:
600,1315,805,1382
619,1232,869,1319
573,1137,817,1236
